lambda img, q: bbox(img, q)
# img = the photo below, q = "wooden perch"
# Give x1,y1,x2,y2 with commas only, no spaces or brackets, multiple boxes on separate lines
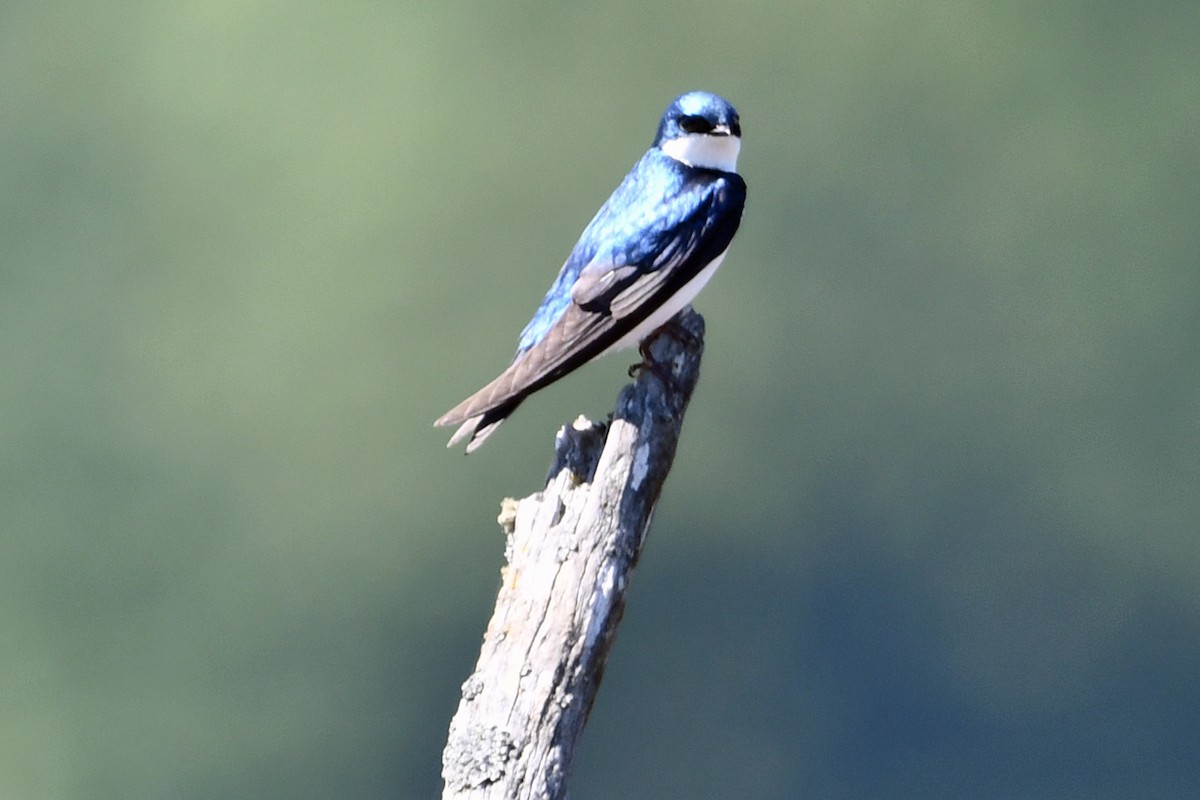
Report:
440,308,707,800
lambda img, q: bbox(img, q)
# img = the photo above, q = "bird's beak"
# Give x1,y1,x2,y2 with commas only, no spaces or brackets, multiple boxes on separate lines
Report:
711,124,733,136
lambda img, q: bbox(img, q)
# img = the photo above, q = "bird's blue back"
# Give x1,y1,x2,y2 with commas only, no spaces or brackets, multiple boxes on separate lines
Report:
516,148,744,355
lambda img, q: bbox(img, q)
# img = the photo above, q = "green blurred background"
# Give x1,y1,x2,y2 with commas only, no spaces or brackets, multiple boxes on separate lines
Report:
3,1,1197,798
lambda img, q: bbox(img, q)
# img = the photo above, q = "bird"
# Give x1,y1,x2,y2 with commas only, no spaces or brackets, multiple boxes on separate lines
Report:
435,91,747,452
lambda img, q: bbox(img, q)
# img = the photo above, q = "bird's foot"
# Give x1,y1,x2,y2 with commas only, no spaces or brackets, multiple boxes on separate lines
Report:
653,317,705,350
625,319,702,382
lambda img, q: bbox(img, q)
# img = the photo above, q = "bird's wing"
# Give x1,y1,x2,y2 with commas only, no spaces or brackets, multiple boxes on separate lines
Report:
571,188,723,318
435,169,745,430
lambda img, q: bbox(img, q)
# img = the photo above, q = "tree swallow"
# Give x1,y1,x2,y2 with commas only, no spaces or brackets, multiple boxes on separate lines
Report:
435,91,747,452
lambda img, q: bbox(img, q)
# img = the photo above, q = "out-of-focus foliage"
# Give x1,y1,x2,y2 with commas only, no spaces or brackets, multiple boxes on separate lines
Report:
2,1,1197,798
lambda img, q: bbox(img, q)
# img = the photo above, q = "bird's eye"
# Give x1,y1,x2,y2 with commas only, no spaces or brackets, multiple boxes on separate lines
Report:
679,114,713,134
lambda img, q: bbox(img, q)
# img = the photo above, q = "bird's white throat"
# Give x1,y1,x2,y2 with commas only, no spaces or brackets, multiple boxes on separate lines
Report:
660,133,741,172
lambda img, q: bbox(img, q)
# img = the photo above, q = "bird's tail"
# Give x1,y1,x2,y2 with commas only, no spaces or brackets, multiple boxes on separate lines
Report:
436,397,523,453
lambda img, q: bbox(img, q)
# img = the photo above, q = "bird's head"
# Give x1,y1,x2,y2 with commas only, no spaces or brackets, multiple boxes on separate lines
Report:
654,91,742,172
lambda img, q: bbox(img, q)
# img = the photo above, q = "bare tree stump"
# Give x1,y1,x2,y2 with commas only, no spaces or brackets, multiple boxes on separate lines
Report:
440,308,707,800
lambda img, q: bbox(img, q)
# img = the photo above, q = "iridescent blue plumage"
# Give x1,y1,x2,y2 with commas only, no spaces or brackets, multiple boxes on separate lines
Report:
436,91,747,452
518,148,741,354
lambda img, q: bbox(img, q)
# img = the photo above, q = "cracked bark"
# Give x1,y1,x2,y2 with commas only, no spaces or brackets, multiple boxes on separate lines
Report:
440,308,706,800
